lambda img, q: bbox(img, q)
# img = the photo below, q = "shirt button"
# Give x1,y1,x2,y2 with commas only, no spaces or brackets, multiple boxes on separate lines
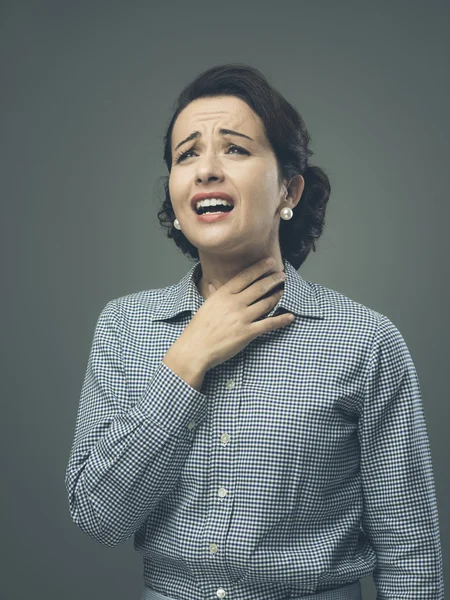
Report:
225,379,235,390
209,543,218,553
216,588,226,598
187,420,196,430
220,433,230,445
218,487,228,498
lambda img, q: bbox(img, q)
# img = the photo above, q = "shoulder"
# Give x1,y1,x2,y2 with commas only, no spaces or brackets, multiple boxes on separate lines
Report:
306,279,406,348
97,283,178,324
306,281,415,394
309,279,383,325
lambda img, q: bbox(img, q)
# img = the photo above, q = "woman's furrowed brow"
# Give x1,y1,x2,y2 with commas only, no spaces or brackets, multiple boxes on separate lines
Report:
174,129,254,152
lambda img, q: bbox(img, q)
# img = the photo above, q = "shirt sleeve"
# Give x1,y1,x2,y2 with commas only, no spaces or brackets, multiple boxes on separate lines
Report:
358,314,444,599
65,299,208,547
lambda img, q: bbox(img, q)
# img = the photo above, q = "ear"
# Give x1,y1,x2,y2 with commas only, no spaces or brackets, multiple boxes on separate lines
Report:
286,174,305,210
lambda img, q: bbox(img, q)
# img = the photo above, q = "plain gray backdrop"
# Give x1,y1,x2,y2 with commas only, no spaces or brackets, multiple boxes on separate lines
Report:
1,1,448,599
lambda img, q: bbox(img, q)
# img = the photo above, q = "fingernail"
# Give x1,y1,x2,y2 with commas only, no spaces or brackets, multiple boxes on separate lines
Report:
266,257,275,266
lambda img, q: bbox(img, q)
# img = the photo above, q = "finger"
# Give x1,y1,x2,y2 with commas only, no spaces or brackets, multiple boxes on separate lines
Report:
246,287,284,321
242,271,285,306
226,257,275,294
251,310,295,333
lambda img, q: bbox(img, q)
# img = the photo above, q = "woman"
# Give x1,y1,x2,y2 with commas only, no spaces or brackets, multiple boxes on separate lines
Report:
65,64,444,600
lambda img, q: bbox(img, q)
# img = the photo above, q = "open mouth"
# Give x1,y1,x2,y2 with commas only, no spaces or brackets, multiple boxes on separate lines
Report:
195,204,234,216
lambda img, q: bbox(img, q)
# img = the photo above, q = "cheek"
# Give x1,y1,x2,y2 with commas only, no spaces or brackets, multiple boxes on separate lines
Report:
170,171,191,196
261,168,280,195
168,176,183,209
239,162,273,196
168,177,174,199
242,159,279,196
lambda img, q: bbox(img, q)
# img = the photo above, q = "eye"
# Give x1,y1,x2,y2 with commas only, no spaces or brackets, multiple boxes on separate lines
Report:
174,143,250,164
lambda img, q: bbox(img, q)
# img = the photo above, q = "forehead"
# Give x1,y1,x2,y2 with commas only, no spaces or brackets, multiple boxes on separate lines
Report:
172,95,264,141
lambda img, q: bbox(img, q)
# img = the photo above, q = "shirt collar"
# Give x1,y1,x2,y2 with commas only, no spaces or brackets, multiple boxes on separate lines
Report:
150,258,324,322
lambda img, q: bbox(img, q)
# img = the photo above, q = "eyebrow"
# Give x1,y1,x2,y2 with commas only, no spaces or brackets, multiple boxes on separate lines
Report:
174,128,254,152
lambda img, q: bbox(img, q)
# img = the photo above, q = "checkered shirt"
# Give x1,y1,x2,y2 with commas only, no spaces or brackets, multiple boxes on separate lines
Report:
65,258,444,600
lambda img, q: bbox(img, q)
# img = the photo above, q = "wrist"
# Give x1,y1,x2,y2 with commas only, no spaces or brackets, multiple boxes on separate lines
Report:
163,339,208,391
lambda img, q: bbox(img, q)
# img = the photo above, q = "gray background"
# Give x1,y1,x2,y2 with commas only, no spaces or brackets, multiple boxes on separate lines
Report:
1,1,448,598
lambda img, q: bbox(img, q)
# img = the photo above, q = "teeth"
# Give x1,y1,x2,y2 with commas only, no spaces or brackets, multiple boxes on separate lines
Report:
195,198,233,210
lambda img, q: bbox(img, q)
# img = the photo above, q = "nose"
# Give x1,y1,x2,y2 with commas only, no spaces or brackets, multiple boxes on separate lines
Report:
197,172,221,184
195,151,225,184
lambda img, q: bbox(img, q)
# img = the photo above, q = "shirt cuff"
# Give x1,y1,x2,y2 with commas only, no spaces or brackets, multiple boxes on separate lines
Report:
134,360,208,436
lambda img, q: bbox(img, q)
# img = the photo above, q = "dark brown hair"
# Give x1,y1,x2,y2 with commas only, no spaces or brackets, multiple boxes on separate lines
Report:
156,63,331,270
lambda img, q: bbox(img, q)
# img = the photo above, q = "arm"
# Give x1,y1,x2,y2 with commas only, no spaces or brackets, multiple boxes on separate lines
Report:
358,315,444,599
65,299,208,547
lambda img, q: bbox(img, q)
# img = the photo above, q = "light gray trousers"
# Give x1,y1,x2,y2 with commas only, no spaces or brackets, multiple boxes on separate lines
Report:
140,580,362,600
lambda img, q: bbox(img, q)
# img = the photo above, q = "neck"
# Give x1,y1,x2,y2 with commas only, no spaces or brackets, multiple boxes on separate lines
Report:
196,248,285,300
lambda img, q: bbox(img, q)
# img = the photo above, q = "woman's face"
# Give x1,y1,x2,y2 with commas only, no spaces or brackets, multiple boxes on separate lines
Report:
169,95,292,259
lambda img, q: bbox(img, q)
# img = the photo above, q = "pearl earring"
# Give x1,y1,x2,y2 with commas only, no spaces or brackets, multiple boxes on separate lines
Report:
173,218,181,230
280,206,293,220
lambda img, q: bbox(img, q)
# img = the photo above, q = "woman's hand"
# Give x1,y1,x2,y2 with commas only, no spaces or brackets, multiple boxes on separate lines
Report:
178,256,294,372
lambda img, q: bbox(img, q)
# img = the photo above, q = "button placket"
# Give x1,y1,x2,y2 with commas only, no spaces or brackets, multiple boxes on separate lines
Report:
204,370,241,576
220,432,230,446
225,379,235,390
217,487,228,499
216,379,234,501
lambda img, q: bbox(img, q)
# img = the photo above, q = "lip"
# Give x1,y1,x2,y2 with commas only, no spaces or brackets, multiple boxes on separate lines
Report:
190,191,235,212
195,210,234,223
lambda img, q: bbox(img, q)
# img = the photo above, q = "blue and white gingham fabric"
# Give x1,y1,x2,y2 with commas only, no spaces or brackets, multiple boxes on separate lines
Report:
65,258,444,600
141,579,362,600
